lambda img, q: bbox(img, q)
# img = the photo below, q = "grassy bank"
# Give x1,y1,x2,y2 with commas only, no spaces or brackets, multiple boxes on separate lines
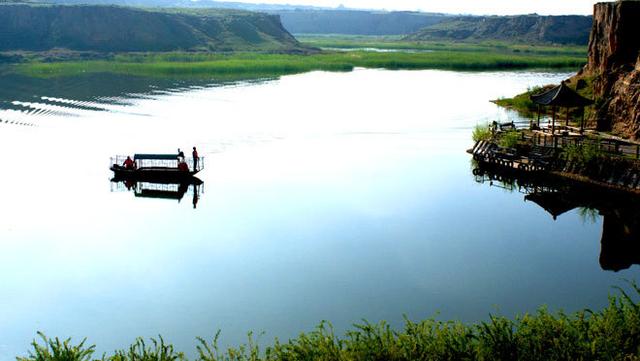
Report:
18,282,640,361
297,34,587,57
494,76,596,120
13,49,586,79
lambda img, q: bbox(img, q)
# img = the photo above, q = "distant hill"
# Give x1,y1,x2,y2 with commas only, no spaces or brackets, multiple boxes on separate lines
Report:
405,15,592,45
275,10,446,36
0,4,301,52
33,0,448,35
33,0,333,10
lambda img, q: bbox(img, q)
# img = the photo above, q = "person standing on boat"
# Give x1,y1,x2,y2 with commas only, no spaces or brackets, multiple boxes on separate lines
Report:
192,146,199,172
123,156,135,170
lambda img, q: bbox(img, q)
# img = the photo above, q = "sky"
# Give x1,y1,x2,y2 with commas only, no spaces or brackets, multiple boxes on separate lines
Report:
231,0,599,15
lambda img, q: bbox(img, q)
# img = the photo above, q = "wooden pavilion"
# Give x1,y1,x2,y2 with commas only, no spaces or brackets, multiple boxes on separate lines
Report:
530,81,594,140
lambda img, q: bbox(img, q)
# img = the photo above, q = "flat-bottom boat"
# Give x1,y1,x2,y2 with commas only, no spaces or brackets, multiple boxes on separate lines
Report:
110,153,204,182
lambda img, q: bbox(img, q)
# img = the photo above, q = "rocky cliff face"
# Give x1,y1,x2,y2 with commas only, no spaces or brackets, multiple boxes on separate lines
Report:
0,5,301,52
405,15,593,45
579,1,640,138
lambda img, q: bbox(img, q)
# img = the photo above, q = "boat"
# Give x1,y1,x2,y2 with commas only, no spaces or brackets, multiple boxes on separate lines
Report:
110,153,204,182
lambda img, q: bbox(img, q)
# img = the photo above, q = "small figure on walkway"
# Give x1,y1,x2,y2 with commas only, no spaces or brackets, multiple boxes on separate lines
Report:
192,146,199,171
123,156,135,170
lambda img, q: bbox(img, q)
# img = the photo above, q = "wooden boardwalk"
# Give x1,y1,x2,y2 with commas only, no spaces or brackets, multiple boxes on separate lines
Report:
468,140,550,173
469,139,640,193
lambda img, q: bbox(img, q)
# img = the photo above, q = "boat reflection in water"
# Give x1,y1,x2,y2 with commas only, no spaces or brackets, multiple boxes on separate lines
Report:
111,177,203,208
472,163,640,272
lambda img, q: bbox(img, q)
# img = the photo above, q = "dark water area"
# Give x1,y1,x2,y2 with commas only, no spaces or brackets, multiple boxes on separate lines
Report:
472,164,640,272
0,68,638,359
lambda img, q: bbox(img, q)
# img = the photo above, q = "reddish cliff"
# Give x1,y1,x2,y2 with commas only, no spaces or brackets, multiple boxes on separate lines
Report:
578,1,640,138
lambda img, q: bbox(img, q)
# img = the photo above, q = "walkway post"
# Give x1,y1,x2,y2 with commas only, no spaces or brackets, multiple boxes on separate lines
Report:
552,106,557,149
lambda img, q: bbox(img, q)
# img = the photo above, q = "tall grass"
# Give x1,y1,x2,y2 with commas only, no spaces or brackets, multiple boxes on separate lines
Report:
297,35,587,57
472,123,493,142
16,332,95,361
17,282,640,361
14,50,586,79
494,86,546,118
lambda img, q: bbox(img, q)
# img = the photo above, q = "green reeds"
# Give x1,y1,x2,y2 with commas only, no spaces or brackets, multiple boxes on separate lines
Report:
297,35,587,57
18,281,640,361
472,123,493,142
17,332,95,361
14,49,586,79
493,86,545,118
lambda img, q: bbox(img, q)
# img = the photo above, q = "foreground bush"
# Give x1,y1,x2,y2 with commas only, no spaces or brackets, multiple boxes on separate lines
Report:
18,282,640,361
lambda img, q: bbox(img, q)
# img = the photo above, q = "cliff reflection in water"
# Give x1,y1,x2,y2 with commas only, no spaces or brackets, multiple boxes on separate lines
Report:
110,178,203,208
472,164,640,272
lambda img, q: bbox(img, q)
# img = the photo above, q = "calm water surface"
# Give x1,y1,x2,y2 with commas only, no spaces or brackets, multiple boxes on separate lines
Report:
0,68,637,358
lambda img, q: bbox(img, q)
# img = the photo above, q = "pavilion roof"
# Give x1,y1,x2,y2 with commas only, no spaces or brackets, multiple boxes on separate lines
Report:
530,82,594,107
525,192,577,220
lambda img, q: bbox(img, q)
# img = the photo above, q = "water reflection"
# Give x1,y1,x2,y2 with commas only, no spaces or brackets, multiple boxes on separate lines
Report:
0,69,276,127
473,163,640,272
3,69,599,359
111,178,203,208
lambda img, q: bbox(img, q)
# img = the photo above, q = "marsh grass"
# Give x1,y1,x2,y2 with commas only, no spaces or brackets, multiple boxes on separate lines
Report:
16,332,95,361
111,336,185,361
297,35,587,57
494,86,546,118
14,50,586,79
472,123,493,142
18,282,640,361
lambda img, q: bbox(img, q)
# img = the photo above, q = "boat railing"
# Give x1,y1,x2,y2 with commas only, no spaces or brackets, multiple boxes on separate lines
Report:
111,154,205,172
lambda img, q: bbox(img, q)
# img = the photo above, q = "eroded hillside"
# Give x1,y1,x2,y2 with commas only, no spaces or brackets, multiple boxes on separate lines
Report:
0,4,301,52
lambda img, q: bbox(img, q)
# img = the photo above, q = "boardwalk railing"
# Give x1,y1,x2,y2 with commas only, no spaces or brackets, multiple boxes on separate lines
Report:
519,129,640,160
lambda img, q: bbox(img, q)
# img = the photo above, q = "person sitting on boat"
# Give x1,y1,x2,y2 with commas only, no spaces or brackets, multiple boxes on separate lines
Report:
123,156,135,170
178,160,189,172
177,148,185,162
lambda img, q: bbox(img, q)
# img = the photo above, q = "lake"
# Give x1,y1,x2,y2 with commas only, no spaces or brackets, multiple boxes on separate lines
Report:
0,68,637,359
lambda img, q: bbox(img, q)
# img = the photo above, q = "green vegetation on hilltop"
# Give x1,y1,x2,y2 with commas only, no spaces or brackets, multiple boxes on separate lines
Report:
16,283,640,361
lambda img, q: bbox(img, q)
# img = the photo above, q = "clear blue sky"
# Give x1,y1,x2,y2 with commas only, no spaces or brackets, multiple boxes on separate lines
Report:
224,0,598,15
